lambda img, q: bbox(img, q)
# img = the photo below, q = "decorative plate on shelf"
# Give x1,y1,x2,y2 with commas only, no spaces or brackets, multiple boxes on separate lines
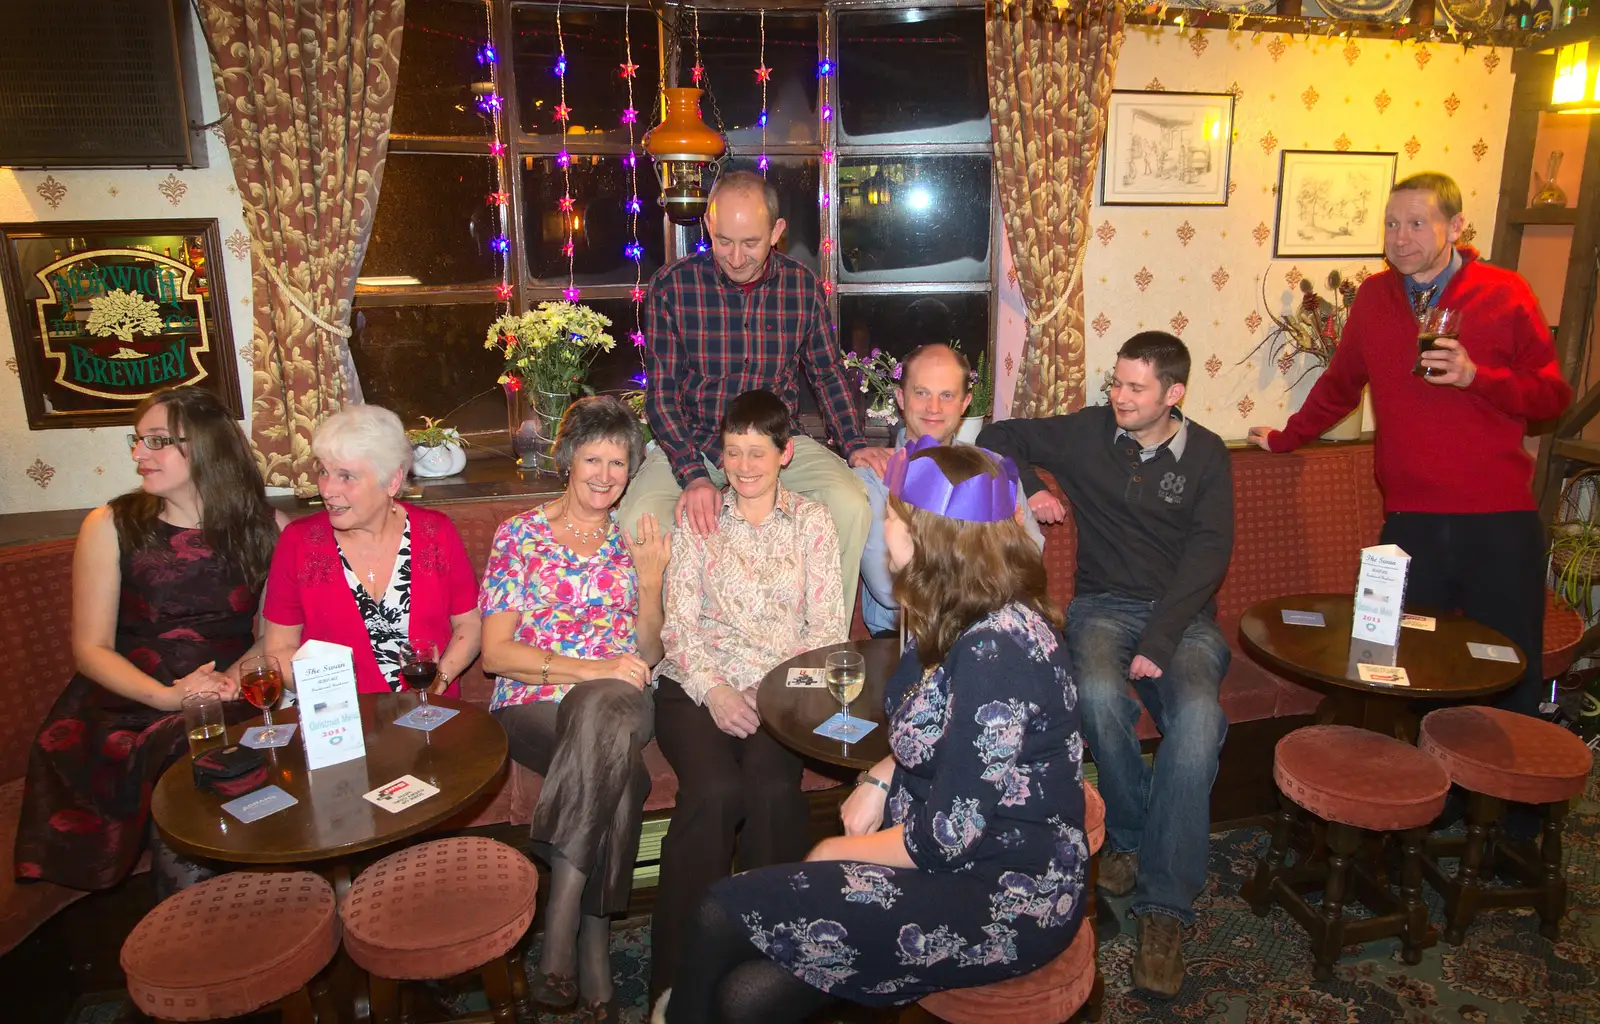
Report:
1438,0,1506,30
1306,0,1414,22
1185,0,1278,13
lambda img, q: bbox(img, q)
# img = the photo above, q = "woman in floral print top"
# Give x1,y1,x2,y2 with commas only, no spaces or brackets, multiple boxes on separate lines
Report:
479,397,670,1021
656,441,1087,1024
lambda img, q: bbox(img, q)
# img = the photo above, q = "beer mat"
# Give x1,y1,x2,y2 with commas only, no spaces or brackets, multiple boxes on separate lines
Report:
1281,610,1325,627
1401,614,1437,631
221,785,298,823
394,705,460,731
813,713,879,743
363,774,440,813
1467,642,1520,663
1357,664,1411,686
239,724,298,749
786,667,826,688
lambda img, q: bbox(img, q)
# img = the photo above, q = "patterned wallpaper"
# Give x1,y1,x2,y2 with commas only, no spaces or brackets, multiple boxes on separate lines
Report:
994,25,1516,435
0,13,252,516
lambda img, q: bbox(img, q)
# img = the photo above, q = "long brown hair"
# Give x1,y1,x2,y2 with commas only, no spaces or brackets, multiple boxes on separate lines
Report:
111,388,278,587
888,445,1061,667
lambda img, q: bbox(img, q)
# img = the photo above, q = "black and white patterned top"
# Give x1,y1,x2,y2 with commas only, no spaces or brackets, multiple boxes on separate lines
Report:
338,515,413,691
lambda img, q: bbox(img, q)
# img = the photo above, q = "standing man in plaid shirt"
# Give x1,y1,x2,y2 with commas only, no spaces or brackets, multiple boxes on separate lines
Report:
619,170,891,605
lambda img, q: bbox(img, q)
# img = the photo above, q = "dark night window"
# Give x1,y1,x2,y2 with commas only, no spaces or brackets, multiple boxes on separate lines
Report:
837,292,991,364
392,0,497,138
693,12,820,149
361,153,500,288
709,157,822,274
837,157,991,282
349,303,507,434
837,9,988,144
522,155,666,285
512,6,662,141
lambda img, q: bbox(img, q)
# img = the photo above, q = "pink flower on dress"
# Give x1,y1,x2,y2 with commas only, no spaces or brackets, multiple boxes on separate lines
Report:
39,718,87,752
159,627,205,642
102,730,138,761
49,809,103,834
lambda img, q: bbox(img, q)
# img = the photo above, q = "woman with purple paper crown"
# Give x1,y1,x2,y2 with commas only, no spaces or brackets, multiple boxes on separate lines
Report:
653,437,1088,1024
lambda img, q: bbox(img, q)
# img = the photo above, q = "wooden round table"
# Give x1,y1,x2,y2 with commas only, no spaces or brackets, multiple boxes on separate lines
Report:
756,639,901,770
151,692,507,867
1238,593,1526,741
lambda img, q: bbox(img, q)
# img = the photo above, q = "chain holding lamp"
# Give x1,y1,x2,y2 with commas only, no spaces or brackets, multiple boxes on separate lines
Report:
643,87,727,224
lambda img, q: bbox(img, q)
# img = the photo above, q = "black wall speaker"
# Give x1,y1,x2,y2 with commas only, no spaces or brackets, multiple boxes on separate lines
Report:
0,0,208,168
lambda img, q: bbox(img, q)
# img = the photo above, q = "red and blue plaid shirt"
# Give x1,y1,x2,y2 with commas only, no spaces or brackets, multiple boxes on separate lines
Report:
644,249,866,485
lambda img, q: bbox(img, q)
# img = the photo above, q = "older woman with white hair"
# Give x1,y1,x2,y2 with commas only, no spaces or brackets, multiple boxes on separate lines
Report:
263,404,481,694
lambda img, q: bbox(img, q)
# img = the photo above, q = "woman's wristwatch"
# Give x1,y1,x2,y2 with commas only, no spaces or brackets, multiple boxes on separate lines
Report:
856,770,891,794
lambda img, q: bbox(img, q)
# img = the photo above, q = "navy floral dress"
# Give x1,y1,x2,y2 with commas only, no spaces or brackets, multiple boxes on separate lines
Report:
707,602,1088,1005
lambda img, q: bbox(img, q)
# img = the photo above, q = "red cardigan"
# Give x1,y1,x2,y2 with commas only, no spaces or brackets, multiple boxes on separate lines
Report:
1270,249,1571,514
264,504,478,695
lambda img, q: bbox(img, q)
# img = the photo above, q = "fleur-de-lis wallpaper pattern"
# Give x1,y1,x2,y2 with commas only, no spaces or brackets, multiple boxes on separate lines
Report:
993,26,1515,435
0,18,252,515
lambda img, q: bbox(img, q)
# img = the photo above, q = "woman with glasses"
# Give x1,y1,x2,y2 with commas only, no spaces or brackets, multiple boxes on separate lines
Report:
14,387,285,896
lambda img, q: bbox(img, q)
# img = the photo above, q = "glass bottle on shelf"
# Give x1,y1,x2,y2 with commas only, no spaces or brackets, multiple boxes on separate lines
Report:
1533,0,1555,30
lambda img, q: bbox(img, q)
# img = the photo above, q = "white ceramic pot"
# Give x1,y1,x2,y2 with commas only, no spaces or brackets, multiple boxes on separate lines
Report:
412,442,467,478
1319,405,1363,442
956,416,987,445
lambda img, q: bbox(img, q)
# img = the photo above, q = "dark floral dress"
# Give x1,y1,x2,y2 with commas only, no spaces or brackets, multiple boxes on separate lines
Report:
708,602,1089,1005
13,522,258,890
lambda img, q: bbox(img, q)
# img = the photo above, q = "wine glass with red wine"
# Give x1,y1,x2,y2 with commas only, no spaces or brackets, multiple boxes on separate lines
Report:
239,654,285,743
398,640,442,722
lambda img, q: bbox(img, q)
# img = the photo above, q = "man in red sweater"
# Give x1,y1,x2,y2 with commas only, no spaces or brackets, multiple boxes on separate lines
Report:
1248,171,1571,716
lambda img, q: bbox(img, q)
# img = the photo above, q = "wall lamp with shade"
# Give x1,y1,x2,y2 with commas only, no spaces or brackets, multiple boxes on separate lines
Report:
644,87,727,224
1544,15,1600,114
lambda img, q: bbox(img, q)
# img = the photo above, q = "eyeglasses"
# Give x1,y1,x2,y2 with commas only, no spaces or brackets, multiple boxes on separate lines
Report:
127,433,187,451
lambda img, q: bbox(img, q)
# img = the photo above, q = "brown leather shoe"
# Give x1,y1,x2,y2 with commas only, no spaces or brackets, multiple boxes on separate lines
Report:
1132,912,1185,999
1098,849,1138,897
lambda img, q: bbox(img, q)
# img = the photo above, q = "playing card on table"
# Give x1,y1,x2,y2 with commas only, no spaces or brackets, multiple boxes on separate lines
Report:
362,775,440,813
1401,613,1437,631
786,668,825,688
1356,663,1411,686
1281,610,1325,627
1467,642,1519,663
221,785,298,823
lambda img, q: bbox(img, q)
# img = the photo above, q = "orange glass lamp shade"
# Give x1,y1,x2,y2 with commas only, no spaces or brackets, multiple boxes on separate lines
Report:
1552,41,1600,114
644,87,727,223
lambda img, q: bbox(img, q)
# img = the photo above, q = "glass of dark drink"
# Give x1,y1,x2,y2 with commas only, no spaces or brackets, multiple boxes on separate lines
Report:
239,654,285,743
1413,307,1463,378
398,640,442,722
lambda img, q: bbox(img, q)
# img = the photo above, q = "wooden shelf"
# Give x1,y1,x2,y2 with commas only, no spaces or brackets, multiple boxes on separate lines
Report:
1509,206,1579,225
1552,438,1600,464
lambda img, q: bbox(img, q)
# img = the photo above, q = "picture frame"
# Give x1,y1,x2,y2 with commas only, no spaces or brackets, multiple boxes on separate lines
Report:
0,218,242,430
1273,150,1398,258
1100,90,1235,206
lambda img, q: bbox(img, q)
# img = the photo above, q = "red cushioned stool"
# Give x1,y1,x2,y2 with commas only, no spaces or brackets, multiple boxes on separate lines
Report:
120,871,339,1023
1417,706,1594,943
340,837,537,1024
909,780,1106,1024
1246,725,1449,981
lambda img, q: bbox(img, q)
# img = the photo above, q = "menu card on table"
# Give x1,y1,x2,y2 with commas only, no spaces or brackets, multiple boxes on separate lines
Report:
1352,544,1410,647
292,639,366,770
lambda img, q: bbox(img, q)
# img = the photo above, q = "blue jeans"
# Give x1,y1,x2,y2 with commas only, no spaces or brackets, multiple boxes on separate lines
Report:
1065,592,1230,925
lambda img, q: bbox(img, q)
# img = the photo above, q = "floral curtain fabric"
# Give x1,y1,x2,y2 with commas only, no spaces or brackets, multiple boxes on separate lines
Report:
200,0,405,491
987,0,1125,417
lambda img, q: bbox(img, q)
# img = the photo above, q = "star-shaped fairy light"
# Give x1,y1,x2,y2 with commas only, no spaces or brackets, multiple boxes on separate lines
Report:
489,141,506,156
631,331,646,347
558,195,576,212
563,287,582,301
496,283,514,301
553,103,571,122
563,241,575,257
620,60,639,79
621,107,637,124
691,63,705,84
755,64,773,84
631,286,647,302
488,191,509,206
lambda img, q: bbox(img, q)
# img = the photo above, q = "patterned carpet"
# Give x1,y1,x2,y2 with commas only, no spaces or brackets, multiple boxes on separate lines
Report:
66,780,1600,1024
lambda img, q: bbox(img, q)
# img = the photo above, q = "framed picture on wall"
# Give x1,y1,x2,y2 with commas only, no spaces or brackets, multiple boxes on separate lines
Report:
1100,90,1235,206
0,218,243,430
1273,150,1398,258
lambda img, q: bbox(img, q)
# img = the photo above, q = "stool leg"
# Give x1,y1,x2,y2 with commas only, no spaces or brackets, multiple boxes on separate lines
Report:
509,933,533,1021
1398,826,1429,966
368,974,402,1024
1539,799,1570,941
1249,792,1296,916
1083,963,1104,1022
279,985,316,1024
1444,792,1500,945
1313,823,1360,983
481,953,518,1024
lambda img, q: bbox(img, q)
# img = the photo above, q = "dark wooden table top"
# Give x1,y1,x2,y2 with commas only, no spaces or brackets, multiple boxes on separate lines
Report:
756,639,902,771
151,693,507,865
1238,593,1525,701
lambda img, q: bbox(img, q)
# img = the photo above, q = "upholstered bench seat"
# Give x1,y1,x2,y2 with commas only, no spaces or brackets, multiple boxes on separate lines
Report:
121,871,338,1021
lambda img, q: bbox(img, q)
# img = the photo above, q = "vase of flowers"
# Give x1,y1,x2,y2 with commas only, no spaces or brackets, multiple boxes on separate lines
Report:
487,302,616,471
842,348,902,430
1244,268,1364,440
407,417,467,479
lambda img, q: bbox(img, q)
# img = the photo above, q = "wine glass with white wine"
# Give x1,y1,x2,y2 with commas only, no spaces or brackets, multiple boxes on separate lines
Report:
825,651,866,724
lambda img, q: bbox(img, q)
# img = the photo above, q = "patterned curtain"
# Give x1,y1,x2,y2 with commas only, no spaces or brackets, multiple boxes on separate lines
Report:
987,0,1125,417
200,0,406,491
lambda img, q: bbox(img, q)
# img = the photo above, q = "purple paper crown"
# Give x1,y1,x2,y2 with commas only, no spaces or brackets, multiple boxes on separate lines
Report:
885,435,1021,523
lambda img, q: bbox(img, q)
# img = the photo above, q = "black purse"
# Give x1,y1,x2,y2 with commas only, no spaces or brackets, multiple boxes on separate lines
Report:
192,743,269,798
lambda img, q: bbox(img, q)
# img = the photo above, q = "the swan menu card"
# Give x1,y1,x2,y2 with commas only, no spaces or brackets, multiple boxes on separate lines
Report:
292,639,366,769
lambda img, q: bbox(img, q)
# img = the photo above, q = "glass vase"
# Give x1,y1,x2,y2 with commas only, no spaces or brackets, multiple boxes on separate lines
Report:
505,384,574,472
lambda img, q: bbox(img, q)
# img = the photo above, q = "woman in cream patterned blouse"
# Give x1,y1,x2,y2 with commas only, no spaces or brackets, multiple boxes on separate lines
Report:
648,388,848,1000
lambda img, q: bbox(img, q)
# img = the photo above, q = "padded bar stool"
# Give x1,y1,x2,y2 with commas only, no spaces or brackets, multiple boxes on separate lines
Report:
912,781,1106,1024
1417,706,1594,943
340,837,538,1024
1247,725,1449,981
120,871,339,1023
